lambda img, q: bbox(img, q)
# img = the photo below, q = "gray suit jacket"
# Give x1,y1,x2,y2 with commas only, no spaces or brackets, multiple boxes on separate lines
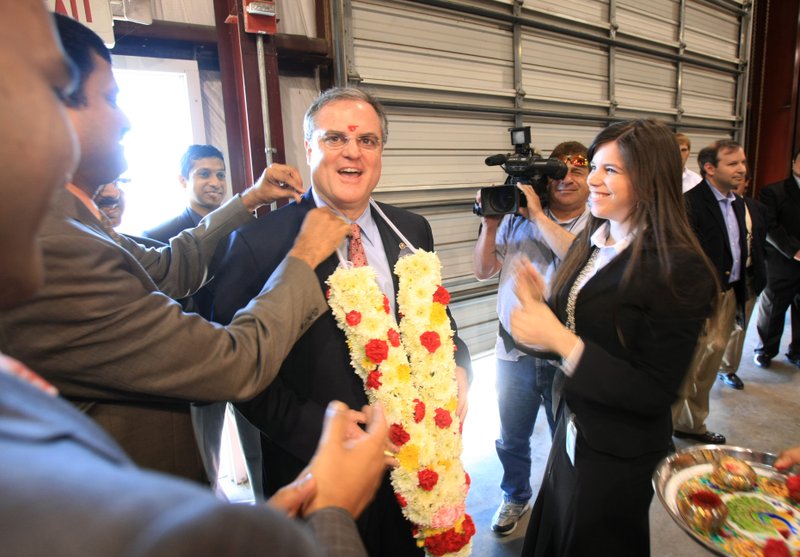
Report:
0,371,366,557
0,188,328,480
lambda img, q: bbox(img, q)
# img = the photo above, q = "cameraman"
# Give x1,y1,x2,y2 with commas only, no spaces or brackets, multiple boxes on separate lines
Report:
472,141,590,536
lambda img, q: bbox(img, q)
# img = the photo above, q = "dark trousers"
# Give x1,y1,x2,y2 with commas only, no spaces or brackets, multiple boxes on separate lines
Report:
755,270,800,357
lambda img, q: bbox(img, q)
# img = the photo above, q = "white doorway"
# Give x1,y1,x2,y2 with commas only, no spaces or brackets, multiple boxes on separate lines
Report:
111,55,206,236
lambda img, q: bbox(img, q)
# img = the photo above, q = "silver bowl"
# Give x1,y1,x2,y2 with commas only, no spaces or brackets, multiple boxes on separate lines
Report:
652,445,798,556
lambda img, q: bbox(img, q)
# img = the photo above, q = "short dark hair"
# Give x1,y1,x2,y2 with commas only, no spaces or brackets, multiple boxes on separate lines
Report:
793,148,800,162
550,141,588,160
180,145,225,178
53,13,111,108
697,139,741,178
303,87,389,144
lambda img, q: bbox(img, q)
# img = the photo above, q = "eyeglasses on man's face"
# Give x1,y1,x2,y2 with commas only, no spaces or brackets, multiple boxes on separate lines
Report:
96,196,122,209
318,131,382,151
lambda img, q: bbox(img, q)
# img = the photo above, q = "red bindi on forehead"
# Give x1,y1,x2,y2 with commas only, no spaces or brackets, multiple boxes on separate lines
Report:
348,125,358,132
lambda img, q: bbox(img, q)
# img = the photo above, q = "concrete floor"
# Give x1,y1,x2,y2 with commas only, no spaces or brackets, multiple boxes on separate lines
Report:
461,312,800,556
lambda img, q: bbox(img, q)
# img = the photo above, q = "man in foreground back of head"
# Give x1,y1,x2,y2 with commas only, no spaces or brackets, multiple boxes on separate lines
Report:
0,13,349,483
0,3,384,556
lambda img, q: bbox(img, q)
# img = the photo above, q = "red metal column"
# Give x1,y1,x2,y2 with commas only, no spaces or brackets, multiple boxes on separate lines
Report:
747,0,800,194
213,0,285,198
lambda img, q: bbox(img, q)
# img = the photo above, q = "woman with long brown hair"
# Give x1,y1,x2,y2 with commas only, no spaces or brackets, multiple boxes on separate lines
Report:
511,119,717,556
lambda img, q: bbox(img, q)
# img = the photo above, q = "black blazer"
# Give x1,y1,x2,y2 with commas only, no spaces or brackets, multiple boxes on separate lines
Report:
685,180,748,306
555,240,714,458
210,191,472,481
760,177,800,279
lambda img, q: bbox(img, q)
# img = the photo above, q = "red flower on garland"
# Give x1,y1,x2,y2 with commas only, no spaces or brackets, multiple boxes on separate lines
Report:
419,331,441,353
413,399,426,423
325,288,331,300
389,423,410,446
423,514,476,556
434,408,452,429
387,328,401,347
432,285,450,305
365,339,388,364
418,468,439,491
382,295,391,314
346,310,361,326
366,370,382,390
465,472,471,486
395,492,407,508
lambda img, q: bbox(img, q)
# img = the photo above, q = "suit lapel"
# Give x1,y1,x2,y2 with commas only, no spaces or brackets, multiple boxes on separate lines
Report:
698,183,729,251
732,195,747,267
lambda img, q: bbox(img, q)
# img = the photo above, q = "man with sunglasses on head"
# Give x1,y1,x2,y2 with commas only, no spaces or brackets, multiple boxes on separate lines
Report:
472,141,591,536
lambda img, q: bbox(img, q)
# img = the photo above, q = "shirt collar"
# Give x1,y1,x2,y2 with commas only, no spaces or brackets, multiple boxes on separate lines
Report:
65,183,102,221
310,186,377,245
589,221,635,255
706,180,735,203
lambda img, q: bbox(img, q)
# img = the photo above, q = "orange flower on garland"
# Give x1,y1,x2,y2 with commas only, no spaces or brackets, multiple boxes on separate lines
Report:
390,423,411,446
432,285,450,305
434,408,452,429
365,339,388,364
346,310,361,326
366,370,382,390
414,399,426,423
424,515,476,557
418,468,439,491
420,331,441,353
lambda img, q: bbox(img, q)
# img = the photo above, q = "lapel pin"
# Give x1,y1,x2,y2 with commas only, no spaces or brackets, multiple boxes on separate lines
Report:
398,242,407,250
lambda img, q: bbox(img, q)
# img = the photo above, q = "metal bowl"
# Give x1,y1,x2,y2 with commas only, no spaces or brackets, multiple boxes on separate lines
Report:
652,445,799,556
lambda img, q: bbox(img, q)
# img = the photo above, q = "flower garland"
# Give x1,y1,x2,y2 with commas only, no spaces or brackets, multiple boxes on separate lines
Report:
327,250,474,557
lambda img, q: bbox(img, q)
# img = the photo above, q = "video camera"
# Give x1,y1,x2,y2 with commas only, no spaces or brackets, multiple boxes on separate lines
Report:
473,126,568,217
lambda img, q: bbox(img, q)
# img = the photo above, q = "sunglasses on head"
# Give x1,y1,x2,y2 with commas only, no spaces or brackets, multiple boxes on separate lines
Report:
559,155,588,168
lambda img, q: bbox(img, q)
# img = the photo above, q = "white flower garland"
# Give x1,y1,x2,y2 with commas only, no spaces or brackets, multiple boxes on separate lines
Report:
327,250,474,557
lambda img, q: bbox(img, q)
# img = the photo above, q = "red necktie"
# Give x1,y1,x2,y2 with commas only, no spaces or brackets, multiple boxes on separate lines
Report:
349,224,368,267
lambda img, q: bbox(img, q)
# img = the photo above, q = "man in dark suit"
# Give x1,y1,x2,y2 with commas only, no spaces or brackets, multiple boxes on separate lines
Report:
754,149,800,368
0,3,384,554
209,87,472,556
145,144,264,501
673,139,754,444
145,144,228,242
719,178,768,382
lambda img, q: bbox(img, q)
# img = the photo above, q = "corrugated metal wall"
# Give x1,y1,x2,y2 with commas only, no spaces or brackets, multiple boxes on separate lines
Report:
336,0,752,354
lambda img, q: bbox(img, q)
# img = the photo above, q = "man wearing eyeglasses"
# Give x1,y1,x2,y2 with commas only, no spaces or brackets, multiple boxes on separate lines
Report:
93,180,126,228
472,141,591,536
207,87,473,556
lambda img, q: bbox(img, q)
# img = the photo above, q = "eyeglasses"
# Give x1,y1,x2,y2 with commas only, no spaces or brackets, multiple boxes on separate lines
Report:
560,155,588,168
95,197,122,209
318,132,382,151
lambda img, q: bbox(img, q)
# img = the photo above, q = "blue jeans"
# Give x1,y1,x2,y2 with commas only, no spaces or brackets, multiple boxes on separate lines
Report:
496,355,557,504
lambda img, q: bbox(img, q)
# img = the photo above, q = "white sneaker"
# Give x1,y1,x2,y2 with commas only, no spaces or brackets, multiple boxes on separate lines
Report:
491,500,531,536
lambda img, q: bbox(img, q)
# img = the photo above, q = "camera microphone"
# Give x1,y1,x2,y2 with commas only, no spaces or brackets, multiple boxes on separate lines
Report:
484,154,507,166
